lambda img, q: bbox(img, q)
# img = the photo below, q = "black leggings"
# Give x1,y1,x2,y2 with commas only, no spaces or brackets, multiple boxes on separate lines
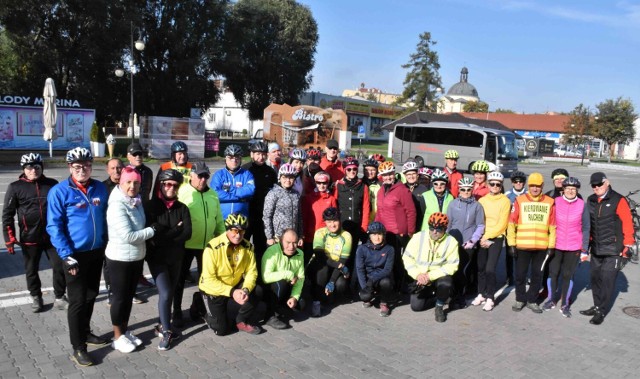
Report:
21,244,66,298
174,248,203,312
149,258,183,331
308,261,348,302
477,237,503,300
386,232,410,291
547,249,580,306
357,277,394,304
453,246,476,297
107,258,143,327
409,275,453,311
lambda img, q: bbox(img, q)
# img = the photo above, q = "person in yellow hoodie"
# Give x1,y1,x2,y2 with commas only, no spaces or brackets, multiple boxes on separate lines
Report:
198,213,261,336
472,172,511,311
403,212,459,323
507,172,556,314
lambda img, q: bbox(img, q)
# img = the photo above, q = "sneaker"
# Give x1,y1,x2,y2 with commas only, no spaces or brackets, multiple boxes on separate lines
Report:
54,296,69,310
172,310,185,328
86,332,109,346
527,302,543,314
362,301,373,308
542,299,555,311
482,298,495,312
31,296,43,313
71,349,94,367
560,305,572,318
380,303,390,317
512,301,525,312
236,322,261,335
311,301,321,317
125,331,142,347
139,275,154,287
266,316,288,330
471,294,486,306
112,335,136,353
158,331,172,351
132,295,146,304
154,324,181,340
434,305,446,323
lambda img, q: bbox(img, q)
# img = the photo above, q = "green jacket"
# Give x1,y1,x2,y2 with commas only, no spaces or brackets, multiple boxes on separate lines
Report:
178,183,225,250
261,243,305,300
421,189,454,231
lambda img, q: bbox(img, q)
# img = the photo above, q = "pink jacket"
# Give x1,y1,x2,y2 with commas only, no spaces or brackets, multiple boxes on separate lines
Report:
554,196,590,251
375,181,417,235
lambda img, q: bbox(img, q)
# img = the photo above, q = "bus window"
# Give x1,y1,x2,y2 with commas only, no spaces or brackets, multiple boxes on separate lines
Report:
485,138,496,163
498,134,519,160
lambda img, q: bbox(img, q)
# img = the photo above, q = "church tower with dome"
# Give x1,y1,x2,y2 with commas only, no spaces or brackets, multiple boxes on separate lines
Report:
437,67,480,113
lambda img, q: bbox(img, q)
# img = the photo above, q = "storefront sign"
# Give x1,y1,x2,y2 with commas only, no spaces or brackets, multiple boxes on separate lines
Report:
0,95,82,108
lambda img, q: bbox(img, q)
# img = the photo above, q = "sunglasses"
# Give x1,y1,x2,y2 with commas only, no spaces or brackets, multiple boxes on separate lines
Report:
163,182,179,189
433,182,446,186
459,188,472,192
346,168,358,172
328,147,339,151
591,182,604,188
226,156,241,160
512,180,524,184
429,227,445,232
488,182,502,187
130,152,143,157
316,182,328,185
24,164,42,170
228,228,245,235
197,174,210,180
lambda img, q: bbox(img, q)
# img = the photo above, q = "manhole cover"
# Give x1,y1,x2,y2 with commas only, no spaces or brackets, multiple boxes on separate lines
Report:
622,306,640,319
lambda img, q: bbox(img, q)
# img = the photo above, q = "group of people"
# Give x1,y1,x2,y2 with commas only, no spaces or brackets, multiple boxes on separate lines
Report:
2,139,635,368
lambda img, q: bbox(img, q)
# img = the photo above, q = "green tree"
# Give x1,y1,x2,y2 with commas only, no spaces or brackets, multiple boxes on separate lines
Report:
562,103,592,154
222,0,318,120
396,32,442,112
0,28,19,91
593,97,637,162
494,108,515,114
463,101,488,113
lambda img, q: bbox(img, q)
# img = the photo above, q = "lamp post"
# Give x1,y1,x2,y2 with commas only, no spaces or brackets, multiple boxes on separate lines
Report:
581,115,598,166
115,21,145,143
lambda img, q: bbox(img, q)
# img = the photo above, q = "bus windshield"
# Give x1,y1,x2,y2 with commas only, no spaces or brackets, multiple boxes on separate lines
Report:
498,134,519,160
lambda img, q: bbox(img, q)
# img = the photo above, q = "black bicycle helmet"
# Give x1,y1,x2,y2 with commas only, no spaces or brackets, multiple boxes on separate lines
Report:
562,177,581,188
510,171,527,182
551,168,569,179
367,222,386,234
322,207,340,221
250,141,268,153
157,169,184,183
171,141,188,153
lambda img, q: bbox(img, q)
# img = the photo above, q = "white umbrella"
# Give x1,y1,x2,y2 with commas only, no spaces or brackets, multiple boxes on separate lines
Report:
43,78,58,157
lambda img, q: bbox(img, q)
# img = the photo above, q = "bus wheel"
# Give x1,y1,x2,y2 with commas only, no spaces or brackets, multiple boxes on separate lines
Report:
414,156,425,167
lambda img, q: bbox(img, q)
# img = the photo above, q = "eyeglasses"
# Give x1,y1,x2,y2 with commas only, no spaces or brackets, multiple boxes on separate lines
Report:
591,182,604,188
489,182,502,187
163,182,179,189
228,228,245,235
71,164,92,172
459,188,472,192
24,164,42,171
429,227,445,232
346,168,358,172
226,156,241,160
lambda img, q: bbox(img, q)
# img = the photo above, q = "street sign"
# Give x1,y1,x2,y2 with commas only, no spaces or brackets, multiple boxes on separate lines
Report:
525,139,538,152
357,125,366,139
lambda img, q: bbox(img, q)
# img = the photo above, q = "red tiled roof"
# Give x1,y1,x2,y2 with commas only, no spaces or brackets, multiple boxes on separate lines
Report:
459,112,571,133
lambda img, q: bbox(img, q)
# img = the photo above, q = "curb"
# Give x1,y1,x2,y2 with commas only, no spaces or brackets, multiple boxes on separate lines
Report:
588,162,640,173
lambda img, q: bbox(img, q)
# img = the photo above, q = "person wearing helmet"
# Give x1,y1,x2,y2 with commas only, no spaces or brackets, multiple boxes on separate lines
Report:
306,148,322,166
320,139,345,182
362,158,381,223
355,222,395,317
470,160,490,200
260,228,306,330
403,212,459,323
446,177,485,309
375,161,416,292
334,158,371,279
403,161,428,230
507,172,556,314
580,172,636,325
288,148,307,194
263,163,303,248
301,171,338,265
3,153,67,313
473,172,511,311
503,170,527,286
443,150,463,198
302,149,323,195
546,168,570,199
211,144,255,220
242,141,278,260
543,177,589,318
198,213,262,336
266,142,283,173
419,167,433,189
144,169,192,350
46,147,110,366
421,169,454,231
371,153,386,163
308,207,352,317
126,143,154,202
152,141,193,195
174,161,225,328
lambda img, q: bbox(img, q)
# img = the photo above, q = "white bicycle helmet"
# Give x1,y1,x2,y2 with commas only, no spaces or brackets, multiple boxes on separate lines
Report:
487,171,504,182
402,161,419,174
21,153,43,167
66,147,93,163
279,163,297,177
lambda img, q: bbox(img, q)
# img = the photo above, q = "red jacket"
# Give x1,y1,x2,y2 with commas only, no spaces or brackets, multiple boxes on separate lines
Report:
375,181,417,236
444,167,463,198
301,189,338,242
320,156,344,183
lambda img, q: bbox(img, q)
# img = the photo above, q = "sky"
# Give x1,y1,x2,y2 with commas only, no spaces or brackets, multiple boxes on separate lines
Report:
298,0,640,114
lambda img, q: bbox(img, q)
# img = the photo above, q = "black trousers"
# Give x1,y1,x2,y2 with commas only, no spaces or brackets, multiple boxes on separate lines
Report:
477,237,503,300
174,248,203,312
264,280,295,319
356,277,394,304
149,258,183,331
202,289,256,336
409,275,453,311
247,218,268,272
590,254,622,314
515,249,546,303
453,245,477,297
308,260,348,302
21,244,66,298
64,249,104,350
106,258,143,327
386,232,410,291
547,250,580,306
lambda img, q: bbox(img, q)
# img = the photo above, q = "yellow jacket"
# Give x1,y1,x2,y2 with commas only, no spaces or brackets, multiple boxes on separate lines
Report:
199,233,258,297
507,193,556,250
478,193,511,239
403,231,459,281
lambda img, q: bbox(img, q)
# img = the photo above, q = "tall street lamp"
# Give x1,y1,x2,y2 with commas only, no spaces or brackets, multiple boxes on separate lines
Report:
115,21,145,143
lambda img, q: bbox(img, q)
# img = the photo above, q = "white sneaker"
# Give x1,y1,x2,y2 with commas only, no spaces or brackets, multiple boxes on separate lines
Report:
471,294,486,306
125,331,142,347
311,301,321,317
483,298,495,312
112,335,136,353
